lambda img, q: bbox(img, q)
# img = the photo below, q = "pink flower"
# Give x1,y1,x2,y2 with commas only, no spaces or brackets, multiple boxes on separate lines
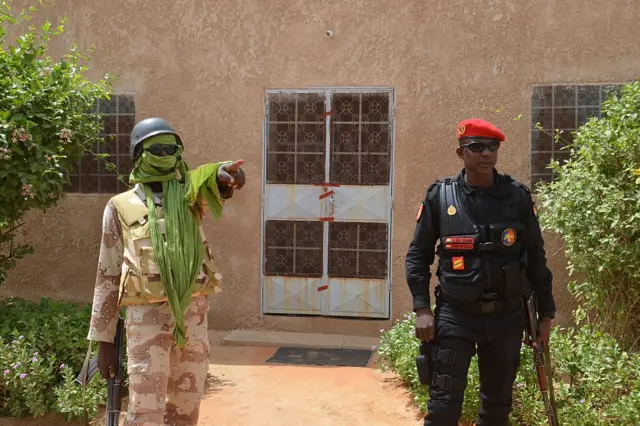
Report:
60,364,65,370
3,370,9,375
12,128,31,144
19,373,27,379
0,147,10,160
59,128,72,144
45,155,52,161
21,184,35,199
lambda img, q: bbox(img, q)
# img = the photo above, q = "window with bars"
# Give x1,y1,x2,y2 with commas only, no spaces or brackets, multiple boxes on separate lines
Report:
330,93,392,185
265,90,392,186
263,220,390,279
530,84,622,184
263,220,324,277
328,222,388,279
66,94,136,193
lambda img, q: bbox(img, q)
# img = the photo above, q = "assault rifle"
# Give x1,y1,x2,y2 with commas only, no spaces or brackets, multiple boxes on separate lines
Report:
522,291,559,426
77,315,125,426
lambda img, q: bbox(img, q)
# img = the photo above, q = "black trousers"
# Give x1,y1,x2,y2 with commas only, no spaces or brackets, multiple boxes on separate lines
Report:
424,297,524,426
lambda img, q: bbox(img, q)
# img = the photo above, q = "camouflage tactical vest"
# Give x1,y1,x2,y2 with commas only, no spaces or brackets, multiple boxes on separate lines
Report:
111,187,222,306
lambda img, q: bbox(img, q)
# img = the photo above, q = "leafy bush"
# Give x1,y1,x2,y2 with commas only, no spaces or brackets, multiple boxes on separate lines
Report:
535,80,640,349
376,310,640,425
0,0,112,285
0,297,114,420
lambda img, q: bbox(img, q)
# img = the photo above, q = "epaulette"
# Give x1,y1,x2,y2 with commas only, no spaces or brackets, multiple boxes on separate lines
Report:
502,173,531,195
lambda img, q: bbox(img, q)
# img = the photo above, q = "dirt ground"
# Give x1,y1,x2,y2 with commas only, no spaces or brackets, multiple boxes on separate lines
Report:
1,345,424,426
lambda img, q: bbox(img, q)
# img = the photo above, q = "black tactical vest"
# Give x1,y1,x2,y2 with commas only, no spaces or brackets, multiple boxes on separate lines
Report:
435,179,529,303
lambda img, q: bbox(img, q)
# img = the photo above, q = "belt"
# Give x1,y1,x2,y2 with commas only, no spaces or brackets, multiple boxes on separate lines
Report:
438,290,506,315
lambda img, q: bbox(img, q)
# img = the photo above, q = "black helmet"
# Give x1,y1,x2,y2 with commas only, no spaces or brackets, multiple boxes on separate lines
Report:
129,117,183,159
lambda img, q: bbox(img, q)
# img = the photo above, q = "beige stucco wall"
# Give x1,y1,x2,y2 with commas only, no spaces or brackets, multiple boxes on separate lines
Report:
2,0,639,336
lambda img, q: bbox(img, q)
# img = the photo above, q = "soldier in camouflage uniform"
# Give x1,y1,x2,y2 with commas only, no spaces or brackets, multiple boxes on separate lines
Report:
88,117,245,426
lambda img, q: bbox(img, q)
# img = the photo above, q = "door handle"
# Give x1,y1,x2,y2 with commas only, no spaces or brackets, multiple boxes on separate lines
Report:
319,189,335,220
329,192,335,217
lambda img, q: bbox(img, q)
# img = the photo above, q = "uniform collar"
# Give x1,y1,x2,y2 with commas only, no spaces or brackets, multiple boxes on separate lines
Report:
133,183,163,206
456,168,502,195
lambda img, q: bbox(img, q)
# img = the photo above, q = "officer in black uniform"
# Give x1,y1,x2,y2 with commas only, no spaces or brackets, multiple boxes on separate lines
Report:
405,118,556,426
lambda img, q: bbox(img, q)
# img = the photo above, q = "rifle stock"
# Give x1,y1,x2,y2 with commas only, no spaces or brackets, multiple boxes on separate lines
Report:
522,292,559,426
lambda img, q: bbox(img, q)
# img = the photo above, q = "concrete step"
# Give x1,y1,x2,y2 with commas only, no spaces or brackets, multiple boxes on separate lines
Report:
217,330,381,351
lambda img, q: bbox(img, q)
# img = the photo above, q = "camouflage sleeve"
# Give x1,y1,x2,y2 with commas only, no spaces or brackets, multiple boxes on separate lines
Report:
87,199,124,343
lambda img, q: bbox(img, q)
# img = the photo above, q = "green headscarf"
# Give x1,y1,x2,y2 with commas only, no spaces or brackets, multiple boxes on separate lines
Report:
129,134,227,347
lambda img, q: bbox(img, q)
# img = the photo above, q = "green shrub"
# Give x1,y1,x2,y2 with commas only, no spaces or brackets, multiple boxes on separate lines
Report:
376,310,640,425
535,80,640,349
0,297,117,420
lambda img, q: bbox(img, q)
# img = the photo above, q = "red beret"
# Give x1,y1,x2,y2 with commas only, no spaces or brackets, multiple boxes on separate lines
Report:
456,118,505,142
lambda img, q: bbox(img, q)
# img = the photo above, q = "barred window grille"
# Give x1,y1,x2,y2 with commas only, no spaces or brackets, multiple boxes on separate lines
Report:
330,92,392,185
265,89,392,185
67,94,136,193
530,84,622,185
263,220,324,277
328,222,389,279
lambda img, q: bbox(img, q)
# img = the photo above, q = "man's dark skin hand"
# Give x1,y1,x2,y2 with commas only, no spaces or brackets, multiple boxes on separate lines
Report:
525,317,552,350
415,307,436,342
98,341,118,380
217,159,246,190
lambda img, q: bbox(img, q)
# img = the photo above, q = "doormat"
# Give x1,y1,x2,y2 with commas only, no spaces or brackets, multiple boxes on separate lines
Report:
266,347,372,367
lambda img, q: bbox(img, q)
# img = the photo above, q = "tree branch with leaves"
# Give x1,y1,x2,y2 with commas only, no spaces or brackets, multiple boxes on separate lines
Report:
0,0,113,285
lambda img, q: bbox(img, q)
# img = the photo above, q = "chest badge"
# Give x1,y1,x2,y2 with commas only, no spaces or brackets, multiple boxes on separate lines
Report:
502,228,517,246
452,256,465,270
447,205,457,216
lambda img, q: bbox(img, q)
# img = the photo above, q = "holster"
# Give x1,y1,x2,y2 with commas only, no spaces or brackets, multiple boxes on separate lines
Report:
416,342,433,385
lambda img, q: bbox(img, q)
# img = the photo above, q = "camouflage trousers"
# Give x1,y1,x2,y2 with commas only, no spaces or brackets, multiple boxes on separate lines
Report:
123,295,210,426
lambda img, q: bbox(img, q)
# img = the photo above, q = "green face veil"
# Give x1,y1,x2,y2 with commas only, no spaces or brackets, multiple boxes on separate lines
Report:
129,134,182,183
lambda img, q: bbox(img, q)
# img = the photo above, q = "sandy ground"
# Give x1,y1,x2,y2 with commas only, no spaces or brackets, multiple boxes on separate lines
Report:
1,345,424,426
199,346,423,426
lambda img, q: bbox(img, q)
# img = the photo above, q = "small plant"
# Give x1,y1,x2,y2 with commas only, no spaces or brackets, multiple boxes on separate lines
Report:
376,310,640,425
54,363,107,421
0,297,121,420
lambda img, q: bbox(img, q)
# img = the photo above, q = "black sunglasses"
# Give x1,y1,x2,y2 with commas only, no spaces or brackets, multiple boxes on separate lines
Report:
147,144,179,156
459,139,500,153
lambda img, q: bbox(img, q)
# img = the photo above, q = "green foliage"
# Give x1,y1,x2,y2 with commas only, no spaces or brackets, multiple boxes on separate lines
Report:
0,0,113,286
376,311,640,425
535,81,640,349
0,297,114,420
